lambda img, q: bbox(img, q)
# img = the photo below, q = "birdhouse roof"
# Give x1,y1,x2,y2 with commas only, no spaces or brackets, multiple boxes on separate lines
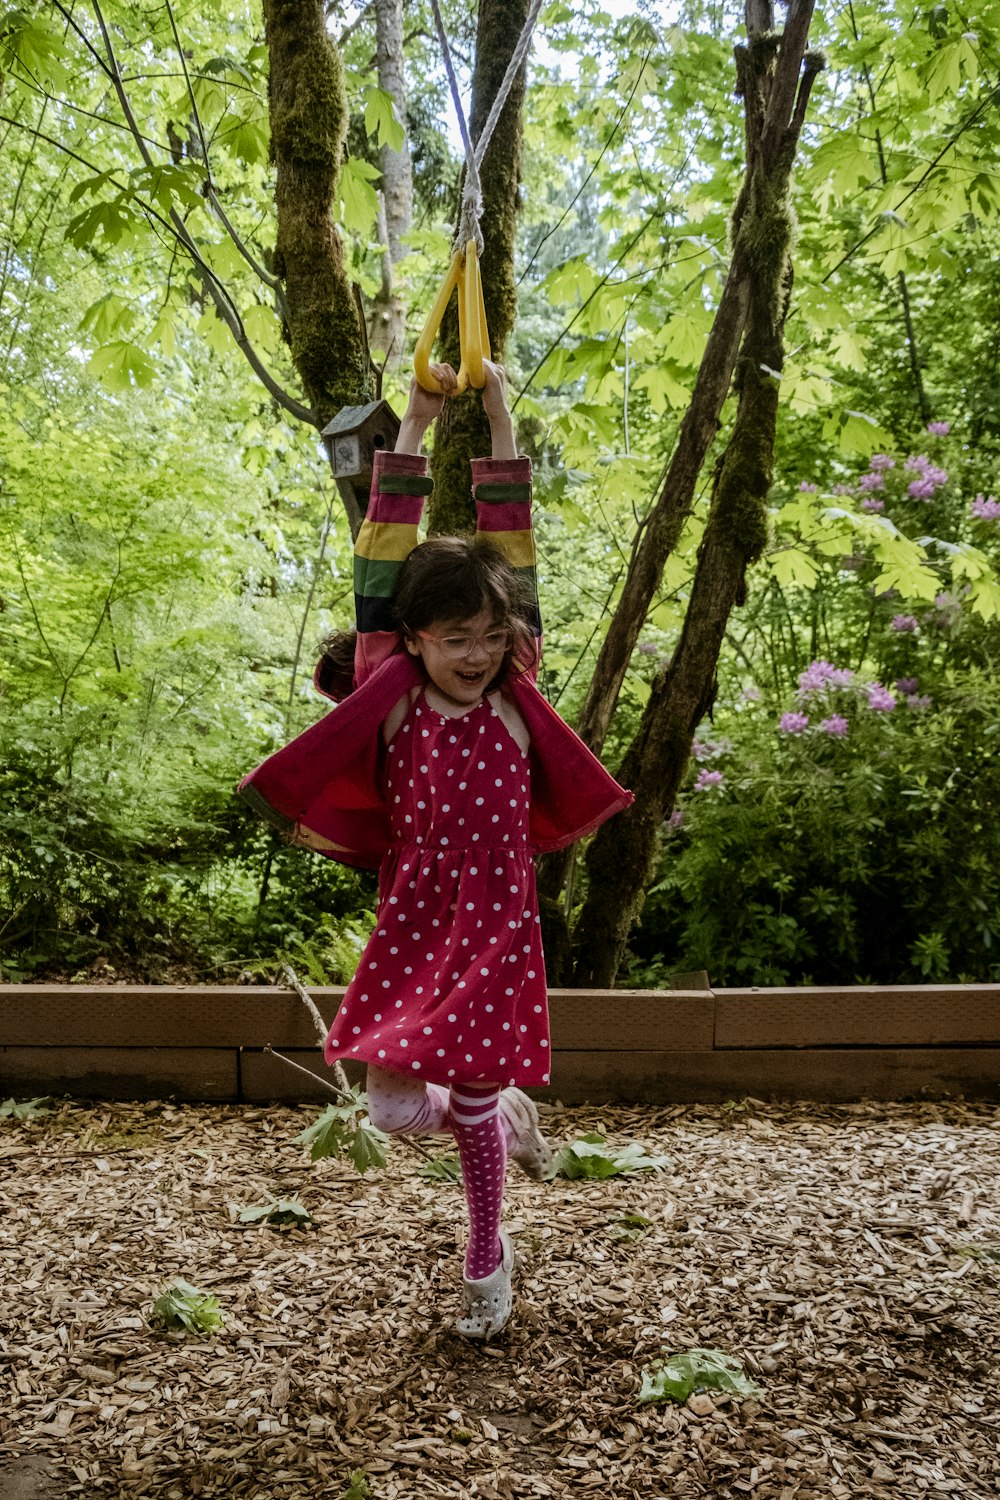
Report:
321,400,398,438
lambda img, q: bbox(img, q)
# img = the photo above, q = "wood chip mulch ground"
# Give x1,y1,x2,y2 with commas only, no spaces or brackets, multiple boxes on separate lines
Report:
1,1095,998,1500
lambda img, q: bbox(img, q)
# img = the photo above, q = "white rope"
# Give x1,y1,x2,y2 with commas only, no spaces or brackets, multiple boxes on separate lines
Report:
430,0,544,255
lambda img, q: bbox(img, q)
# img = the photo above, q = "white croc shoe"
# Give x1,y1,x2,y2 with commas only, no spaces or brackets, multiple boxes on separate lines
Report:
456,1229,516,1341
500,1087,553,1181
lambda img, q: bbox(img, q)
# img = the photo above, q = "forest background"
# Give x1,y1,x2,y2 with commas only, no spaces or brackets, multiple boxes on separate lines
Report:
2,0,1000,990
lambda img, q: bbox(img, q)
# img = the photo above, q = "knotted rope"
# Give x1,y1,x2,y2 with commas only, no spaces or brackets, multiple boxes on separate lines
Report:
429,0,545,255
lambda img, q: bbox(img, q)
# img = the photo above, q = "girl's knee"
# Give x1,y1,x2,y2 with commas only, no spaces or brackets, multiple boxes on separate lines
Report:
365,1067,426,1134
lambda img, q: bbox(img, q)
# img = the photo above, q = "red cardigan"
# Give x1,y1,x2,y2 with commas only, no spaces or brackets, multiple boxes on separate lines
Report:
238,452,632,870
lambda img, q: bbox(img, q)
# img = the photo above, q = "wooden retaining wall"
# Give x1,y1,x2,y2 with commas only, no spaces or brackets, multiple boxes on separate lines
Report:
1,984,999,1104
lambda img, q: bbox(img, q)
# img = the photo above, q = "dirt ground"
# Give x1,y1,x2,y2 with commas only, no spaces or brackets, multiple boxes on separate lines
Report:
0,1095,998,1500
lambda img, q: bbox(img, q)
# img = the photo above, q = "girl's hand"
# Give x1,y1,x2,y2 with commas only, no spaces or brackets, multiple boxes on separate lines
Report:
481,360,517,460
480,359,510,423
396,365,458,453
406,364,458,423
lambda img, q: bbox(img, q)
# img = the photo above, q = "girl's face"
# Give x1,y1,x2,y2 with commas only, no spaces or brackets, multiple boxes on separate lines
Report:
404,606,511,710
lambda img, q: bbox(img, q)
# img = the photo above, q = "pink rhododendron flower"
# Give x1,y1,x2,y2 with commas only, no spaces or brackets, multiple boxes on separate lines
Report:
926,422,950,436
694,769,724,791
890,614,918,633
819,714,849,738
798,481,819,492
895,677,918,694
861,498,885,513
779,712,810,734
865,683,896,711
797,660,853,696
971,494,1000,520
869,454,896,471
859,472,885,490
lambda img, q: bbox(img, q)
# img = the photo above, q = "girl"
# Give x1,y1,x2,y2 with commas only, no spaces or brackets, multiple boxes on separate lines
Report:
241,361,632,1340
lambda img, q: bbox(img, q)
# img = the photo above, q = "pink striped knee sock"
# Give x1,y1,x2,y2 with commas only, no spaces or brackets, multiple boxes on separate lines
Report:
449,1083,507,1281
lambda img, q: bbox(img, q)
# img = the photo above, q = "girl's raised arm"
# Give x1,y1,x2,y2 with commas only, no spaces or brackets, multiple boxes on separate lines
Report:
353,367,456,683
473,361,542,676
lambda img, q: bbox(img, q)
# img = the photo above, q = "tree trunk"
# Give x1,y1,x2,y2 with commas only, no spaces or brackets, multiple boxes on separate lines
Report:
264,0,371,428
428,0,530,537
570,0,822,988
369,0,412,366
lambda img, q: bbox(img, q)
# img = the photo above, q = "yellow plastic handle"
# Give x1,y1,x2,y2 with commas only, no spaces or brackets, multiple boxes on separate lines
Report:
413,241,492,394
459,239,490,390
414,249,462,394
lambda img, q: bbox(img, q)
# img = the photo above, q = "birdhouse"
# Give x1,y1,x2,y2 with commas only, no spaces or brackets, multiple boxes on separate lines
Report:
321,400,400,489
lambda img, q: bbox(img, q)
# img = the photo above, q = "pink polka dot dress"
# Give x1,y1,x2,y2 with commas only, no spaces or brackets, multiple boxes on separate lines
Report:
324,690,551,1087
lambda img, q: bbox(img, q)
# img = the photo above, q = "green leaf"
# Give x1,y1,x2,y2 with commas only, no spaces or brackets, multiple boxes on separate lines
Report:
821,407,893,458
553,1132,673,1179
364,87,405,151
150,1279,224,1335
238,1198,312,1227
87,341,156,391
338,157,381,235
639,1348,761,1404
338,1472,372,1500
610,1211,653,1241
66,198,139,250
418,1154,463,1182
0,1096,55,1119
768,547,819,589
294,1093,387,1173
78,293,134,343
347,1122,388,1174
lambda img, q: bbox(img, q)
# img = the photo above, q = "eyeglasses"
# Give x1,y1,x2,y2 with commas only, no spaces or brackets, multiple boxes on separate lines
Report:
409,627,513,661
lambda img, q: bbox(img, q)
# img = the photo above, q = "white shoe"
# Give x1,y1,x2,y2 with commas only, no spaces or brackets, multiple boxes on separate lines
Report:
456,1229,515,1341
500,1087,553,1180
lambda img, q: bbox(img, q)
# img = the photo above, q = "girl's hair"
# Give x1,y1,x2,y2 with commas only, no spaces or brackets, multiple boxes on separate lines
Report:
315,537,536,700
315,629,357,702
392,537,535,690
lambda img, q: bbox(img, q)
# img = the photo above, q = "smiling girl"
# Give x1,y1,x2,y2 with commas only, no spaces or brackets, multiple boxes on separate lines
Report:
240,361,632,1339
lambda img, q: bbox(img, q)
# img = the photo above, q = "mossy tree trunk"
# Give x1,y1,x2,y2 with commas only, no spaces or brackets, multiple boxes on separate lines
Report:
569,0,823,988
427,0,530,537
264,0,371,435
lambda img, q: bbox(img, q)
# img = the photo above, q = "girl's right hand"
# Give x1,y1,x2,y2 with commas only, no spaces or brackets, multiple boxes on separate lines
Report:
407,364,458,423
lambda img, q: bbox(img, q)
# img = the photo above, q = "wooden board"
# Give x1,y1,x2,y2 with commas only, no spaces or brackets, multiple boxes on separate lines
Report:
715,986,1000,1048
0,986,714,1052
535,1048,1000,1105
0,985,340,1048
0,1047,238,1101
548,990,713,1050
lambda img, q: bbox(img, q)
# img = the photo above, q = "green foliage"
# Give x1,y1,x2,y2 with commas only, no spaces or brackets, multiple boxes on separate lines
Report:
0,1096,55,1120
237,1198,312,1228
553,1132,673,1179
638,1348,761,1404
150,1279,224,1335
4,0,1000,986
293,1090,387,1173
418,1154,463,1183
609,1211,653,1241
338,1472,373,1500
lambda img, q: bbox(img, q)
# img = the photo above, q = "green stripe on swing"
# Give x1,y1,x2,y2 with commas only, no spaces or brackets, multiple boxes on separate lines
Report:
378,474,434,496
474,483,532,504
